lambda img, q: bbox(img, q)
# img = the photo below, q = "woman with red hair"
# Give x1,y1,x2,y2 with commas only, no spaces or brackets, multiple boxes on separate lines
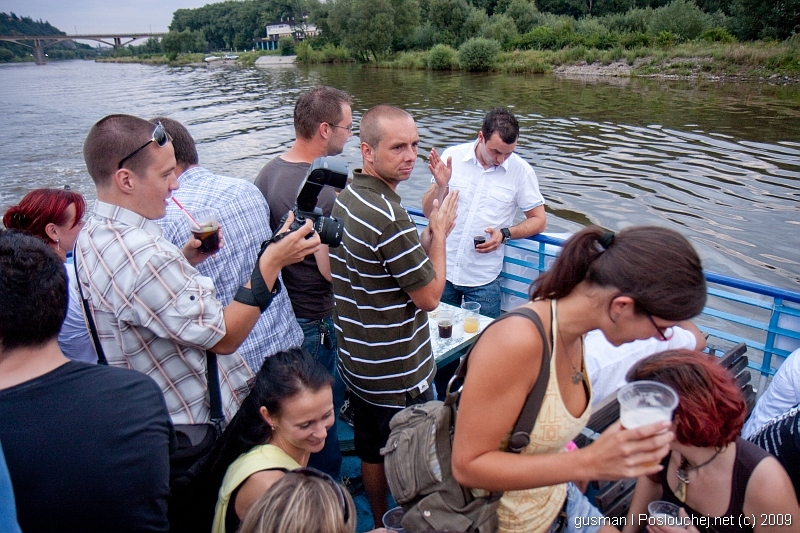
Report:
4,188,95,363
622,349,799,533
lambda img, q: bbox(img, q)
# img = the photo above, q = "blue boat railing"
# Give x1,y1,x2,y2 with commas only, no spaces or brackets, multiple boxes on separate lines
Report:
407,208,800,396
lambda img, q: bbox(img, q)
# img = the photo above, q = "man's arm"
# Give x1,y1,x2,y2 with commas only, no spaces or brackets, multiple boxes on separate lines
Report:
421,148,452,218
478,205,547,254
408,191,458,311
211,215,320,354
314,245,332,282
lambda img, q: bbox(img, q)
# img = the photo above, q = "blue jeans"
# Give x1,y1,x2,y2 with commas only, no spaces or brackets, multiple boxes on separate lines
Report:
298,317,345,479
441,279,502,318
559,482,605,533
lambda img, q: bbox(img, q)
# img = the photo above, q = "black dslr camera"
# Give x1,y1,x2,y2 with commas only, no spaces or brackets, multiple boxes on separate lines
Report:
279,157,349,247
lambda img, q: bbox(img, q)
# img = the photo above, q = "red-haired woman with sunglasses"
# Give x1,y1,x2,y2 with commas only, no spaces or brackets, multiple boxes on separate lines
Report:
622,349,799,533
3,188,95,363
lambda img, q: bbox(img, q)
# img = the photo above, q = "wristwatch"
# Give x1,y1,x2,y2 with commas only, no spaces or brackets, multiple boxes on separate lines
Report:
500,227,512,244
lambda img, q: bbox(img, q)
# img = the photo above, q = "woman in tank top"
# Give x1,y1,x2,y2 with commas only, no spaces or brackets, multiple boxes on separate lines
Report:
622,350,799,533
452,226,708,533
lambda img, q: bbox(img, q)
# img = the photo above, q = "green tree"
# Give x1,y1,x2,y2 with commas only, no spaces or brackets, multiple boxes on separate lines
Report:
503,0,539,34
464,7,490,40
730,0,800,40
429,0,471,46
327,0,419,59
483,14,519,49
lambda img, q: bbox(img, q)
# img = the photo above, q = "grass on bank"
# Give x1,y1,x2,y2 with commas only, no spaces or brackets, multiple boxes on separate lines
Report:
296,37,800,80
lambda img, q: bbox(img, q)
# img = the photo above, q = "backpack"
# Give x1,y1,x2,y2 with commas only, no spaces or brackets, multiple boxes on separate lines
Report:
381,307,552,533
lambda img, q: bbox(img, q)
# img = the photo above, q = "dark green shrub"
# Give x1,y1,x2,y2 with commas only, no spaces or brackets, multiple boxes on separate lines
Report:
597,8,654,34
582,30,621,50
515,26,557,50
167,51,178,61
458,37,500,71
620,32,653,48
427,43,458,69
278,36,296,56
656,30,678,46
649,0,712,41
700,27,736,43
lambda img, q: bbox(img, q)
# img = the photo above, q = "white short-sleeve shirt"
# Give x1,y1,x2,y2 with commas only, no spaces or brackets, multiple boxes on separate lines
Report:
438,140,544,287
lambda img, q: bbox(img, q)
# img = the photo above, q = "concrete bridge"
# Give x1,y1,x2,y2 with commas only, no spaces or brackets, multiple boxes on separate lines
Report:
0,33,166,65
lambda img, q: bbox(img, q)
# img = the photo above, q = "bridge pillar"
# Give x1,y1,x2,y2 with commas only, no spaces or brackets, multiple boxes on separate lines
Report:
114,37,122,51
33,39,46,65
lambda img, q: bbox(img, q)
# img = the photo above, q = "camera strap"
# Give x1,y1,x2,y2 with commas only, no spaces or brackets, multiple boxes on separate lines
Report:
233,239,280,313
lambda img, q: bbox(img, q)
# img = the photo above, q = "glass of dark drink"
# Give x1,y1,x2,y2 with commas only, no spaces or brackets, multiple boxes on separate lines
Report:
473,233,487,248
188,208,221,254
437,310,454,339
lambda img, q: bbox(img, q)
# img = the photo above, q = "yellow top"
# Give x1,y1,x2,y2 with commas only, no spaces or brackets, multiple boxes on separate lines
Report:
496,300,593,533
211,444,300,533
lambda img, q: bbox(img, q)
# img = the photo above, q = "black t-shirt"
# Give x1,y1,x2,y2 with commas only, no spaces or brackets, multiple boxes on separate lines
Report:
254,156,337,319
0,361,172,532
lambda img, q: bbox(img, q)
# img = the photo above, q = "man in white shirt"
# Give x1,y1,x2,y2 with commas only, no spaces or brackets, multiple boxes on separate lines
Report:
584,321,706,404
743,347,800,438
421,108,546,317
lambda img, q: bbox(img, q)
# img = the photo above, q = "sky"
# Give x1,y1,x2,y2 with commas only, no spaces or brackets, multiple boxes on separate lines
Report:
2,0,214,35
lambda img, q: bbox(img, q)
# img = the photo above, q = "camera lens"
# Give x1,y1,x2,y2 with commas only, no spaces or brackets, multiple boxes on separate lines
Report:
316,217,344,247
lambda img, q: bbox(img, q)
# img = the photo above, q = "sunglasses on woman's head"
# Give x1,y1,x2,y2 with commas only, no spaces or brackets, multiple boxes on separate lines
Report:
117,121,170,169
292,467,350,523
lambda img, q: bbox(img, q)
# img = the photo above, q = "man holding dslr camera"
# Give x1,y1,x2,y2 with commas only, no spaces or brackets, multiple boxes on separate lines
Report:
255,86,353,478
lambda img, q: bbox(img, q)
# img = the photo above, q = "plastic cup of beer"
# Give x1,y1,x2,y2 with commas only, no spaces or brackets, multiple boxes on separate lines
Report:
617,380,679,430
648,500,684,528
461,301,481,334
189,208,221,254
382,506,405,532
437,310,454,339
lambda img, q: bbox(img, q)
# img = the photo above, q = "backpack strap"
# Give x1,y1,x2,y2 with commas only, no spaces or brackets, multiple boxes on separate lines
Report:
444,306,551,454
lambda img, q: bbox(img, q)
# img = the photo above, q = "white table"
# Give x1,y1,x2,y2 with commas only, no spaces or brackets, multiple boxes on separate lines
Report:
428,302,494,368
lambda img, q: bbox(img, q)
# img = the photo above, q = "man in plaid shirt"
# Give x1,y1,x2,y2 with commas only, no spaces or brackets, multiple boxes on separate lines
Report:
75,114,319,425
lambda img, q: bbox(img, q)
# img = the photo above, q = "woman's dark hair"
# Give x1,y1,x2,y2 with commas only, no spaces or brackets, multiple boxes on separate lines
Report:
530,225,706,320
207,348,334,495
626,349,746,448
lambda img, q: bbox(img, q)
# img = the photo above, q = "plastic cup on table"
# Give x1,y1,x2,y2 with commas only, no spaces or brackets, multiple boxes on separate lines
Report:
461,301,481,334
436,310,454,339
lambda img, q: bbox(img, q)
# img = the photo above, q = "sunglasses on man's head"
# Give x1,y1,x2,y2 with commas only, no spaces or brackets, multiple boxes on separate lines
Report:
292,467,350,523
117,121,170,169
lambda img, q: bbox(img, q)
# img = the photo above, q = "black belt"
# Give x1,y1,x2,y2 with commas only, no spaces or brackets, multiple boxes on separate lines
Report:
547,496,569,533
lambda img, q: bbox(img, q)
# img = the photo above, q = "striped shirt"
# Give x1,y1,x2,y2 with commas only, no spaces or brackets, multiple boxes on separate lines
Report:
331,171,436,408
75,201,253,425
157,166,303,372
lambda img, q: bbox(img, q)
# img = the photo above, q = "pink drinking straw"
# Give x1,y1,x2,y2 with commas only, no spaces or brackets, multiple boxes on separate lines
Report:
171,197,201,229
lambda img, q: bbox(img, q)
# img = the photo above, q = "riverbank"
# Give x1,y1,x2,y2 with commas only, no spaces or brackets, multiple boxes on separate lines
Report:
88,40,800,84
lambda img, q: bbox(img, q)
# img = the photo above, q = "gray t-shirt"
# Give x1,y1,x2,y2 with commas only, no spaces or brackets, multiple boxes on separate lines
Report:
254,157,336,319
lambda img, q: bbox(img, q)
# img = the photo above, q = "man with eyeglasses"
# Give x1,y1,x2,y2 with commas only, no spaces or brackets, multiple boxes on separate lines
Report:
153,117,304,374
421,107,547,319
254,86,353,479
75,114,320,427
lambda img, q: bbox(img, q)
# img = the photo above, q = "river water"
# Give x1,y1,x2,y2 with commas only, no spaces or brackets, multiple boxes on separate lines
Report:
1,60,798,290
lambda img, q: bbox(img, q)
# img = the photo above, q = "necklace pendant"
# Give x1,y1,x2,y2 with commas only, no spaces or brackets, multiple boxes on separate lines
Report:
572,371,583,384
675,478,687,503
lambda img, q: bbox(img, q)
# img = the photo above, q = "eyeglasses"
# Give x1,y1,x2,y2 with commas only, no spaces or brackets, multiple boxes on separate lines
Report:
293,467,350,523
117,121,170,169
325,122,353,133
645,312,673,342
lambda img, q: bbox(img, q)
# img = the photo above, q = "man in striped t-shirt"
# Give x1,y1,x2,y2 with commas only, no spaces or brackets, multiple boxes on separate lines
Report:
331,105,458,525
